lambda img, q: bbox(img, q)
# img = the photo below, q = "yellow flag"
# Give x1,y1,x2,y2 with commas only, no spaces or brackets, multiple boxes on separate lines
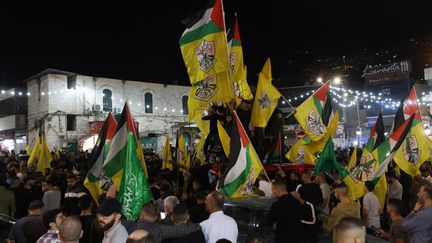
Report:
217,120,230,157
285,138,317,164
36,134,53,175
194,116,210,164
307,111,339,154
251,59,282,127
25,145,31,156
162,135,173,171
187,71,233,121
374,175,387,208
261,58,272,80
238,66,253,101
344,148,365,202
28,136,40,166
294,81,330,141
55,148,60,159
179,0,230,85
393,123,431,176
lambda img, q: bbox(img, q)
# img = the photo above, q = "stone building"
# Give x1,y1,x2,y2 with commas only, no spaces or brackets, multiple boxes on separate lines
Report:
26,69,191,153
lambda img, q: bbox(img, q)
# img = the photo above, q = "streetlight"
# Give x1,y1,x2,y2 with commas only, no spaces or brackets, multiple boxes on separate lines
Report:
317,77,323,83
333,77,341,84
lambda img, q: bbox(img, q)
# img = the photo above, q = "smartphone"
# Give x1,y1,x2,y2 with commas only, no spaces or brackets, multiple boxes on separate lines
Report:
160,212,166,220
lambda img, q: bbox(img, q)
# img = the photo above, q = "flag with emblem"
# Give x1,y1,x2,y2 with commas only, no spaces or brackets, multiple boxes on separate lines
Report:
392,88,431,176
162,135,174,171
179,0,230,84
36,134,53,175
251,58,282,127
27,135,40,166
104,103,152,220
285,137,317,164
180,0,233,120
294,80,330,141
194,117,210,163
227,14,253,103
84,113,117,206
218,111,264,197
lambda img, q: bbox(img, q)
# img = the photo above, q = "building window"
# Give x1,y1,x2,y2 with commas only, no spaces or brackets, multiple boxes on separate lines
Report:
145,92,153,114
67,75,77,89
182,96,188,115
102,89,112,111
67,114,76,131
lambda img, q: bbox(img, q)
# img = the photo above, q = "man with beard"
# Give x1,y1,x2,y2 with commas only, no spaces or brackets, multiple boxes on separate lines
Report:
64,175,87,215
401,183,432,243
97,197,128,243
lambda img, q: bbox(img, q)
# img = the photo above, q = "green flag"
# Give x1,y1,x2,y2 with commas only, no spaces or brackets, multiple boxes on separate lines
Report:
313,138,348,177
104,103,153,220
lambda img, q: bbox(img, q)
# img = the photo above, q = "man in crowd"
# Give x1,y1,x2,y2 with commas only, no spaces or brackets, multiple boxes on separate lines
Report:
37,208,65,242
379,199,409,243
42,178,61,212
8,199,44,243
97,197,129,243
10,176,28,218
325,183,360,235
420,165,432,184
59,216,83,243
64,175,87,215
189,188,209,223
165,203,206,243
121,203,201,243
0,176,15,217
334,217,366,243
161,196,180,225
268,179,303,243
315,173,331,215
402,183,432,242
200,191,238,243
363,181,381,229
387,170,403,200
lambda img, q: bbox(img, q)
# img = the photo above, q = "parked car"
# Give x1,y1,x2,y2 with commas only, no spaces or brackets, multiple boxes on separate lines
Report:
223,196,275,243
223,195,387,243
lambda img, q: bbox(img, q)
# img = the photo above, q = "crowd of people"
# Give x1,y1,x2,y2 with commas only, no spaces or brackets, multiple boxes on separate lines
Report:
1,104,432,243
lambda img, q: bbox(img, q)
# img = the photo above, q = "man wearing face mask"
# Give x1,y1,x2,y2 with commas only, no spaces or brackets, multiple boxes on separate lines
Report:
401,183,432,243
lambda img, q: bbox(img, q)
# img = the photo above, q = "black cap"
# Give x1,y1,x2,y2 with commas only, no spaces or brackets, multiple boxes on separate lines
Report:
97,197,122,216
28,200,44,210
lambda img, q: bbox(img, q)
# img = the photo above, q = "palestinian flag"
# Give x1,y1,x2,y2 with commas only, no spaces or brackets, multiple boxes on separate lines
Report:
294,80,330,141
218,111,264,198
392,87,431,176
84,113,117,206
270,133,282,162
227,14,253,102
102,103,152,220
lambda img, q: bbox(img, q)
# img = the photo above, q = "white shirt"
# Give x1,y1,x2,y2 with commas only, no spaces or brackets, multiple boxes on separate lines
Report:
423,175,432,184
200,210,238,243
387,180,403,200
258,180,272,197
103,221,128,243
320,183,331,214
363,191,381,228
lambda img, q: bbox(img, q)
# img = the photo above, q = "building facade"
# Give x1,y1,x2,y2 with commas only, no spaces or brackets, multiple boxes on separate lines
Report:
0,88,27,152
26,69,191,153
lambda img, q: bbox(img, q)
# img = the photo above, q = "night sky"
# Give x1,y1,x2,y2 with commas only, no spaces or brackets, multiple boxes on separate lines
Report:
0,1,430,88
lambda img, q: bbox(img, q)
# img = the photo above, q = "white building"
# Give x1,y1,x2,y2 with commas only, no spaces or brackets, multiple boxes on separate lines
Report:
26,69,191,153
